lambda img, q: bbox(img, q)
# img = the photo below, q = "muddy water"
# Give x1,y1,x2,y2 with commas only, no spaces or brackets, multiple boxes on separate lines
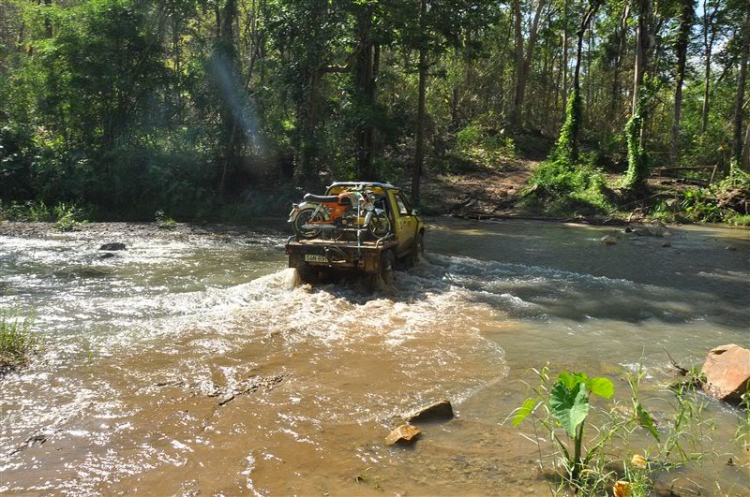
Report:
1,220,749,495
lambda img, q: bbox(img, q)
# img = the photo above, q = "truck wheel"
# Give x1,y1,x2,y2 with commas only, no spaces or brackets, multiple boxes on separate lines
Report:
379,250,396,287
405,232,425,268
297,263,318,285
414,231,425,262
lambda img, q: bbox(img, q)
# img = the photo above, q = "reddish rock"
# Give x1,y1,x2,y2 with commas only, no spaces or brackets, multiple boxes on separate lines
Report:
701,344,750,403
385,424,420,446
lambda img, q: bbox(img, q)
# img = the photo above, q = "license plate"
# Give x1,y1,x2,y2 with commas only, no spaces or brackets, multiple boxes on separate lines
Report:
304,254,328,263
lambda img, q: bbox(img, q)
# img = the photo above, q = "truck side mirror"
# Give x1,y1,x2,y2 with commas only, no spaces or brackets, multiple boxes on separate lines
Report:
411,209,420,216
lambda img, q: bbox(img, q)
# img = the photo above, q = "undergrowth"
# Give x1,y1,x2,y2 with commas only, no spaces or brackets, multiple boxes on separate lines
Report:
523,158,613,217
0,200,88,231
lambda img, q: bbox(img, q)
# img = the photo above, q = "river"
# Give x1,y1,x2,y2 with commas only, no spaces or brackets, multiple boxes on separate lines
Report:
1,219,749,495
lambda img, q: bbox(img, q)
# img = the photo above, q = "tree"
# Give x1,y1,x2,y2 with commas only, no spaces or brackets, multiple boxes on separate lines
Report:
732,7,750,166
624,0,653,190
671,0,694,164
700,0,721,135
511,0,548,129
552,0,601,164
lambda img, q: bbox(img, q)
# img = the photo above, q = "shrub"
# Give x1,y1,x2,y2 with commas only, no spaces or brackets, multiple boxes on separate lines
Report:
525,159,613,216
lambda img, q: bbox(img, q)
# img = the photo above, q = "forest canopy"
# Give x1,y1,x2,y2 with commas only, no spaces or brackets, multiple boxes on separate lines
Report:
1,0,749,219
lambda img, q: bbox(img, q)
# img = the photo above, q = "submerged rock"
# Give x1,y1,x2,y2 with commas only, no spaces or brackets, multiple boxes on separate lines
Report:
100,242,126,251
631,225,670,237
600,235,617,246
405,399,454,423
385,424,421,446
701,344,750,403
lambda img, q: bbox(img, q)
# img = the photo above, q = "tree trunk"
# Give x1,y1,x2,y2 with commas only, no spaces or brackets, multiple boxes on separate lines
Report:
632,1,647,114
412,0,427,205
553,0,600,163
561,0,569,123
355,6,376,180
671,0,693,164
511,0,546,129
624,0,652,190
733,9,750,166
217,0,239,198
701,0,719,135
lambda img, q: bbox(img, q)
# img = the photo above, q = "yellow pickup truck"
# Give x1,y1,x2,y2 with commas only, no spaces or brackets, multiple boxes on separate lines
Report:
285,182,425,287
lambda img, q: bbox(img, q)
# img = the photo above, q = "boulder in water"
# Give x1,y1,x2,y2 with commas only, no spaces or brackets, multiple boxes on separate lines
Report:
385,424,421,446
404,399,454,423
701,344,750,403
631,225,669,237
600,235,617,246
100,242,126,251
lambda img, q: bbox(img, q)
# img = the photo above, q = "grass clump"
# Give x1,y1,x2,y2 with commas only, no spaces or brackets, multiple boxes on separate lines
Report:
0,311,37,374
0,200,87,231
155,210,177,229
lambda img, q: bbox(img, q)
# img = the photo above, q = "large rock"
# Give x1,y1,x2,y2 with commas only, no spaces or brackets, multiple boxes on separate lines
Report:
701,344,750,403
99,242,127,251
600,235,617,246
385,424,421,446
404,399,454,423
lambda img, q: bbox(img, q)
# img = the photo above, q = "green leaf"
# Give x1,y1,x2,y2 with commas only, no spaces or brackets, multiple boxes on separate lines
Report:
550,380,590,438
558,371,588,390
586,377,615,399
635,402,660,442
512,397,539,427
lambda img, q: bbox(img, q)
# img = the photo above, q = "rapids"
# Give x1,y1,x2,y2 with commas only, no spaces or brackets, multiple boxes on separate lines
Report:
1,219,748,495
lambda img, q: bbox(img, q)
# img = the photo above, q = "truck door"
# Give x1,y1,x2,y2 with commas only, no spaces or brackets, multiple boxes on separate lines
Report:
390,190,417,254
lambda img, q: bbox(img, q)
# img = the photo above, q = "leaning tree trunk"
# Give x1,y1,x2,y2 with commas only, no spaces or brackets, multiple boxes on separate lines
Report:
732,9,750,167
671,0,693,164
412,0,428,204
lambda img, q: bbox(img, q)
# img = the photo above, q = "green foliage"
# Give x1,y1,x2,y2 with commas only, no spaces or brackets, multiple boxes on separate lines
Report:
453,120,517,170
155,210,177,229
623,74,664,190
512,362,719,494
0,200,87,229
553,88,581,164
680,188,723,223
514,370,615,482
0,311,37,372
525,159,613,216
